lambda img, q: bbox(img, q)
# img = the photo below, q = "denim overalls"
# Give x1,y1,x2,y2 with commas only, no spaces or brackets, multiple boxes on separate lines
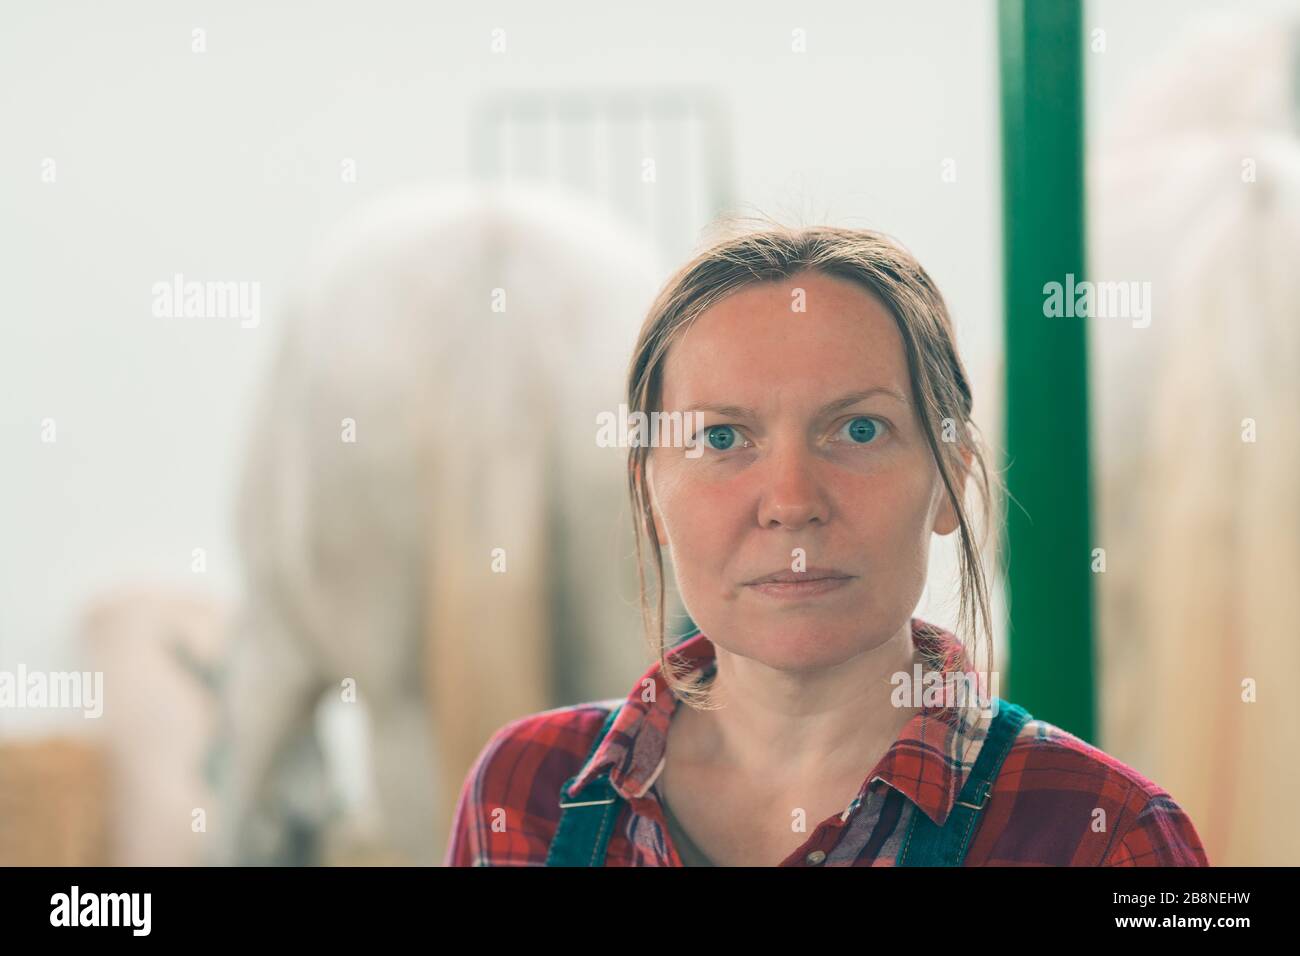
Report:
544,697,1032,866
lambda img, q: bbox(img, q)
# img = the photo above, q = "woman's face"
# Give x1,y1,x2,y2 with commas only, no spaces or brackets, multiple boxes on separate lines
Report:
646,269,964,673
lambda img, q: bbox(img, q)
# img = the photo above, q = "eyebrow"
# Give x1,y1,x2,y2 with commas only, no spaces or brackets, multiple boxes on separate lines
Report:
681,387,909,419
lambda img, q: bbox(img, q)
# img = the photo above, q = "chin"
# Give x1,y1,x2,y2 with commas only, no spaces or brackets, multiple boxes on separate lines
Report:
721,614,881,673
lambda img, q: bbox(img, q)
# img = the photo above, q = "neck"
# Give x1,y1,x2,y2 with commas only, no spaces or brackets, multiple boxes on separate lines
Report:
686,621,922,782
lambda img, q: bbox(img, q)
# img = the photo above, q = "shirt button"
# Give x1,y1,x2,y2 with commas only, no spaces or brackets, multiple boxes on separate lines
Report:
805,850,827,865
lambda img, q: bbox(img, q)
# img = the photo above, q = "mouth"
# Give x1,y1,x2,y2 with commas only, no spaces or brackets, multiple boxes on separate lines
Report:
743,569,856,600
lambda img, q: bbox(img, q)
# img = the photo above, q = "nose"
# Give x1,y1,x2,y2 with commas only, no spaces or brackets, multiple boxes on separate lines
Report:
755,440,831,530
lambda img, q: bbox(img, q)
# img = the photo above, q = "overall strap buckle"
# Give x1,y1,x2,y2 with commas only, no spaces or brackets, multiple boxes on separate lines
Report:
954,781,992,811
559,795,619,809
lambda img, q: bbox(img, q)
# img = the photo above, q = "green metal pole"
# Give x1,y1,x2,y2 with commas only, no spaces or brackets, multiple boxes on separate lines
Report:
998,0,1095,740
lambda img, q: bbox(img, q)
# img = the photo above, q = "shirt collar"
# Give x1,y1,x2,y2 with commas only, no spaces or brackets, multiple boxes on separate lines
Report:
565,617,995,828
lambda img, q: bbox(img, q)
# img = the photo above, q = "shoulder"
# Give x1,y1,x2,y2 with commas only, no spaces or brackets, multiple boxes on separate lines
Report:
985,709,1210,866
443,699,620,866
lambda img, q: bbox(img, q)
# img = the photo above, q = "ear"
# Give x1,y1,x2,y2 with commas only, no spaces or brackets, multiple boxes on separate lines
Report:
933,446,973,536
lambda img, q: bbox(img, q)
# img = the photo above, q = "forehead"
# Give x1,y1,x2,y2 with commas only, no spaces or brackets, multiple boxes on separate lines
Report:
659,270,909,408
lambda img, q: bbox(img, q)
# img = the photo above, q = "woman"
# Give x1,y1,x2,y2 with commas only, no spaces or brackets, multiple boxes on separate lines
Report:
444,224,1210,866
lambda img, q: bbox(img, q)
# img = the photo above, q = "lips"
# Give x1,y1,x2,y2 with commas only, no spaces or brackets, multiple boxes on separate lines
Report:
745,567,854,586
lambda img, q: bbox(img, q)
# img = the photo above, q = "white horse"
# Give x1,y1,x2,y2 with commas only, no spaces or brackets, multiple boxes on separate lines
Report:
1091,15,1300,865
212,182,676,865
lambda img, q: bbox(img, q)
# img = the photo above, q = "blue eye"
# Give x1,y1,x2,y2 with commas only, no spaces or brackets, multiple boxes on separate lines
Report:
704,425,739,451
839,416,882,444
693,419,883,454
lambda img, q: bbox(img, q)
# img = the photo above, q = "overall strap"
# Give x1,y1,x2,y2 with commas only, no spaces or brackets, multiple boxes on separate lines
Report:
896,698,1031,866
544,702,626,867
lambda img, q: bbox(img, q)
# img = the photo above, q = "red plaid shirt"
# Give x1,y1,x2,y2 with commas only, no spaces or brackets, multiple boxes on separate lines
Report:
444,618,1210,866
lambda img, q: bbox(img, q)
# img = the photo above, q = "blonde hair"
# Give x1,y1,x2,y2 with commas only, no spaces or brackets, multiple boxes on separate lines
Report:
625,222,1002,709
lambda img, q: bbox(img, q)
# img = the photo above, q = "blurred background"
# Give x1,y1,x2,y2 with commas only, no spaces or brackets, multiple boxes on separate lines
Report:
1,0,1297,867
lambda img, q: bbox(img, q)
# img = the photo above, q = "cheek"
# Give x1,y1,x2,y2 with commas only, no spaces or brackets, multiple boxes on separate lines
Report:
839,467,938,563
653,470,749,597
657,473,740,551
